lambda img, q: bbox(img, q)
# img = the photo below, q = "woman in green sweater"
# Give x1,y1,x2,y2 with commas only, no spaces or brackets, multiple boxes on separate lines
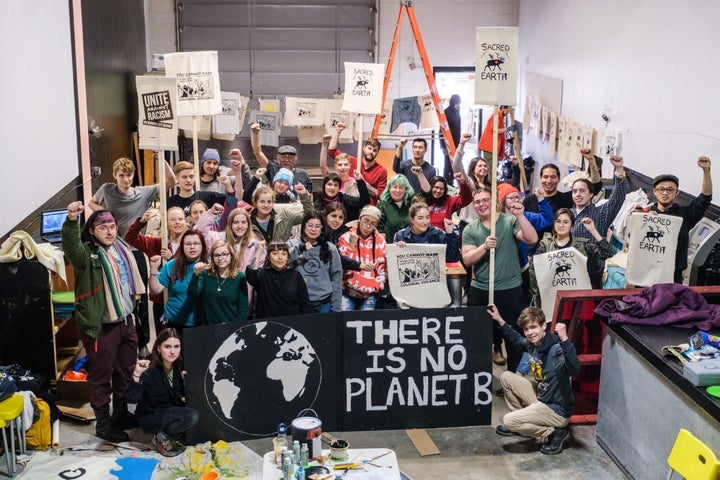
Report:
190,240,249,324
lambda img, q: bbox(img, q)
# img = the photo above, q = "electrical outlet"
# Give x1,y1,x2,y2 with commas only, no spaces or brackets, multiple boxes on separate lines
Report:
91,166,101,177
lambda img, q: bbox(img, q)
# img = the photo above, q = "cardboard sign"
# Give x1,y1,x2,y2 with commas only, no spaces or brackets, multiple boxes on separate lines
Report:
475,27,519,106
341,62,385,114
386,244,451,309
533,247,592,320
164,50,222,116
626,212,682,286
136,76,178,150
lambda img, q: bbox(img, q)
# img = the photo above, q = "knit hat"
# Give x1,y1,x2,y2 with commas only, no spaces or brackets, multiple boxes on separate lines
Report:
273,168,294,186
201,148,220,164
278,145,297,155
359,205,382,222
653,174,679,188
497,183,520,206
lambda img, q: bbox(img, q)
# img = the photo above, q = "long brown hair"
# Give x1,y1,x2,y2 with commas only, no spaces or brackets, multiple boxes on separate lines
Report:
225,208,256,262
150,328,183,370
208,240,240,279
171,230,207,283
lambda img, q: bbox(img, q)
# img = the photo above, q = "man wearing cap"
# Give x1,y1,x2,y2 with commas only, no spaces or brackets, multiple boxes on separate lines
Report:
650,156,713,283
198,147,252,194
328,122,387,205
250,123,313,192
62,203,146,443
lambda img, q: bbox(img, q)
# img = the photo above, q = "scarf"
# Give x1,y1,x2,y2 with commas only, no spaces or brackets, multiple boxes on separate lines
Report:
96,237,146,322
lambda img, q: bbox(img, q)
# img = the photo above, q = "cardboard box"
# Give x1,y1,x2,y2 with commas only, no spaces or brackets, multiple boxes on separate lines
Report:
56,347,90,402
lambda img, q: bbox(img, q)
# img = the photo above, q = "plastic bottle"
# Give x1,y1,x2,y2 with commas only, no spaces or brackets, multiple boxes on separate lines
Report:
282,457,292,480
300,443,309,468
296,466,305,480
278,422,287,443
293,440,301,465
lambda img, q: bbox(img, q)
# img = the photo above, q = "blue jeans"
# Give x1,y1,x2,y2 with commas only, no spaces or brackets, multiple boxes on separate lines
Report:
342,295,377,311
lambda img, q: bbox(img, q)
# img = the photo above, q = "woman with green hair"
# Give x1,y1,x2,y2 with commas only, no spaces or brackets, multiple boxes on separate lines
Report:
377,173,416,241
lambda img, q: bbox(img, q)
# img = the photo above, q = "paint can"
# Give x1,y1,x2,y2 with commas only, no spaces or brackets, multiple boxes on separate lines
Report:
291,415,322,460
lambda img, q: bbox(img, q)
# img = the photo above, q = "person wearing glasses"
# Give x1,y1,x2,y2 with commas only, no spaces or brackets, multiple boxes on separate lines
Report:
62,204,147,443
649,157,713,283
570,155,627,288
148,230,208,332
461,187,539,374
189,240,249,324
287,211,343,313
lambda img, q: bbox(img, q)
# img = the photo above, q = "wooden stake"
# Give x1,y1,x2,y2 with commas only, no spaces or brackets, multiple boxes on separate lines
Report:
192,116,200,190
157,150,168,304
489,106,498,305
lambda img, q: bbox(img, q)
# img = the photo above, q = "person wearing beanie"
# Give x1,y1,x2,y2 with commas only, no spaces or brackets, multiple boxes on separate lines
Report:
338,205,387,311
250,123,313,192
649,157,713,283
198,148,252,195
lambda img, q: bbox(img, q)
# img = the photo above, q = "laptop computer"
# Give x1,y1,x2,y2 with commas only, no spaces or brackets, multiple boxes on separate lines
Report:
40,209,77,243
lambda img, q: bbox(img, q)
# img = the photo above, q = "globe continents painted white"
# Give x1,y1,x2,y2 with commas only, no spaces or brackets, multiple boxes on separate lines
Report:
205,321,322,436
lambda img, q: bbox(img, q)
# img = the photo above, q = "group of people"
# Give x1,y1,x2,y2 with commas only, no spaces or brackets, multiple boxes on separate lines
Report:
62,112,713,455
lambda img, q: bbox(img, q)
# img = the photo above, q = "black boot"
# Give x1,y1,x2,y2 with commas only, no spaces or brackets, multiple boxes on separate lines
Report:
111,397,138,429
94,406,129,443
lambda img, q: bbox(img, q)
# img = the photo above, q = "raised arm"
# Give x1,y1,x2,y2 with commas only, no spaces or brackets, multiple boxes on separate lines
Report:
328,121,345,152
699,156,713,196
393,139,408,173
320,134,331,178
162,156,177,190
452,133,472,177
250,123,270,169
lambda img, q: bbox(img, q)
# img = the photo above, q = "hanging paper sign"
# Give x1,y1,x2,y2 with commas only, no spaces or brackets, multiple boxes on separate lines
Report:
212,91,241,140
625,213,682,286
164,50,222,116
325,99,355,140
341,62,385,114
386,244,451,309
136,75,178,150
284,97,326,126
533,247,592,321
475,27,519,106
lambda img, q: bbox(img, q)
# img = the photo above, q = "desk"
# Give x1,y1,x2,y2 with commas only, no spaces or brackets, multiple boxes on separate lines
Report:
445,262,466,307
596,321,720,480
262,448,401,480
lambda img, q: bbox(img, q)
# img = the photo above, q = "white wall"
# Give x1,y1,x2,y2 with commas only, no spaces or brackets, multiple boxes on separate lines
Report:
519,0,720,195
378,0,519,99
0,1,80,237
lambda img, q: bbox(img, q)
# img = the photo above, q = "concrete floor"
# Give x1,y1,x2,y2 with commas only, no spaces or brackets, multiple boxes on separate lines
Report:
2,359,627,479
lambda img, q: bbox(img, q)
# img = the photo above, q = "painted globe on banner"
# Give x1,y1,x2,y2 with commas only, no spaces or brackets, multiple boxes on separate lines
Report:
205,321,322,436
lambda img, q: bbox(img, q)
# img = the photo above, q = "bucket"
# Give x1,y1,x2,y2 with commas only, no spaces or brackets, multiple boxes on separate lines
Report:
291,415,322,460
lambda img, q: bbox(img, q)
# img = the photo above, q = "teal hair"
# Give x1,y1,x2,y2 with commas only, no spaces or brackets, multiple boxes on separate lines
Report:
380,174,416,204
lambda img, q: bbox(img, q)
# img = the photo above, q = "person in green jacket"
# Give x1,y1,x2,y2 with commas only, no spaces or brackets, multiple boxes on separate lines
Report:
62,201,146,443
189,240,249,324
377,173,416,241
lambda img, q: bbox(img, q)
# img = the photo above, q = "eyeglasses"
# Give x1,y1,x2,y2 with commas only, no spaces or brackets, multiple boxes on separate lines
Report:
474,198,491,205
184,242,202,247
655,187,676,194
94,224,117,232
360,218,378,227
213,252,231,259
305,223,323,230
506,194,522,201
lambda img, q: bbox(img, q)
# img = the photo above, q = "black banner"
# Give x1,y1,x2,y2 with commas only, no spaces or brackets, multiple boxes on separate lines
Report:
184,307,492,442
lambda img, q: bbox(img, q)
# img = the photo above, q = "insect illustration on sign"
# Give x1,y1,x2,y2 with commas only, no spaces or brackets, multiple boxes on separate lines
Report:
643,226,665,244
554,260,572,279
483,54,505,72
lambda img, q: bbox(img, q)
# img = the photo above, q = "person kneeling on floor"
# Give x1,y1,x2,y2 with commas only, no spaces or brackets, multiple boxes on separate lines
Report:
486,305,580,455
126,328,199,456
